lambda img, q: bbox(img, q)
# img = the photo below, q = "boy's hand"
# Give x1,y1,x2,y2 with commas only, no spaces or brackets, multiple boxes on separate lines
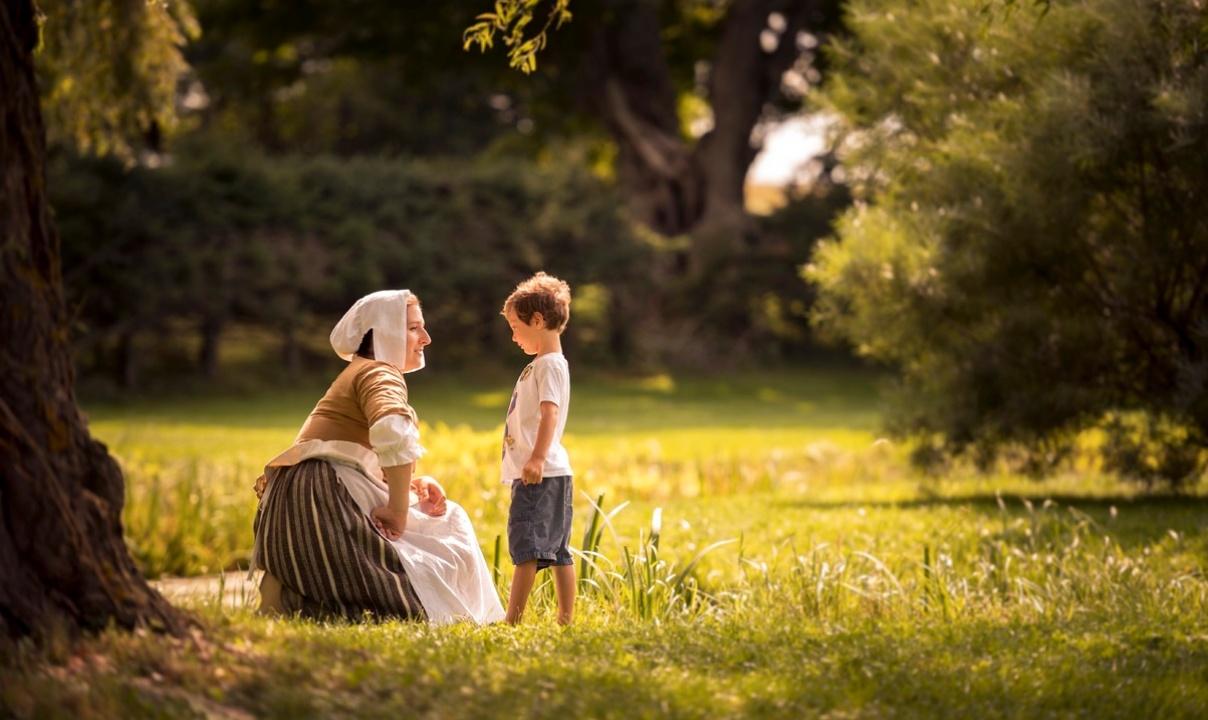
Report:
371,505,407,541
522,455,545,485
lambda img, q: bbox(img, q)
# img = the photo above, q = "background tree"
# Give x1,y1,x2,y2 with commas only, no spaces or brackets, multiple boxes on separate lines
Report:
464,0,850,345
1,0,187,637
47,0,849,380
37,0,196,159
808,0,1208,483
54,147,653,386
189,0,844,262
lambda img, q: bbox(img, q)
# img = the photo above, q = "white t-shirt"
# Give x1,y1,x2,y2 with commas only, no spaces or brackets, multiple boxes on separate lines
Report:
501,352,573,483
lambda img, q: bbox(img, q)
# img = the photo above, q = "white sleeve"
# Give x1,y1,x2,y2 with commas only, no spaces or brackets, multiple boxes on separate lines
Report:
369,414,426,467
536,359,568,406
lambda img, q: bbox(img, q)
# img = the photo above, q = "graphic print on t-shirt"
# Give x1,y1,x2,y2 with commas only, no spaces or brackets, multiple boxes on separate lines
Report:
502,389,517,459
501,364,531,460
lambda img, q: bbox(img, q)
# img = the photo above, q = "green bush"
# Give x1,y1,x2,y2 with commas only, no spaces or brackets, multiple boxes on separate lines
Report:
53,147,654,384
808,0,1208,479
1100,412,1207,490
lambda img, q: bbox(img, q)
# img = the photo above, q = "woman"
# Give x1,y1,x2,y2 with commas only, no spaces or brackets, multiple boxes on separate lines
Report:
251,290,505,624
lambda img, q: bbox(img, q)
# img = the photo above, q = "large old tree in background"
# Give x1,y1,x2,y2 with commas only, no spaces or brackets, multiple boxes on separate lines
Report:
180,0,844,357
582,0,834,264
190,0,841,267
0,0,185,637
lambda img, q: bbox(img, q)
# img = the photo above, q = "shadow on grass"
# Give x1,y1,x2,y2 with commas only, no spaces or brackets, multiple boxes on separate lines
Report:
773,492,1208,513
773,492,1208,550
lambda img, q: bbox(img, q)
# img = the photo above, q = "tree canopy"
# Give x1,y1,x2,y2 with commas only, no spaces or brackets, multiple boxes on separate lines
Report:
809,0,1208,482
39,0,850,381
36,0,197,159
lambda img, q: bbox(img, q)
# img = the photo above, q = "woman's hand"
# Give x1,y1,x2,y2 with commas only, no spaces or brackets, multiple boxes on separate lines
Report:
371,504,408,540
413,475,447,517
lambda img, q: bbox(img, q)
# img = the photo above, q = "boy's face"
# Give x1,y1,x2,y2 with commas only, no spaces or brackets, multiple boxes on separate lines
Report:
505,308,544,356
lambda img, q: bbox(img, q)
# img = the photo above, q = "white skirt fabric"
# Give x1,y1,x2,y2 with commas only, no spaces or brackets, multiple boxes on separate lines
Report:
262,440,505,625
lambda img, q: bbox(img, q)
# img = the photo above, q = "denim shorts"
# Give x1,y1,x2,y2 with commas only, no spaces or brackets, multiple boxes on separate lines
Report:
508,475,573,569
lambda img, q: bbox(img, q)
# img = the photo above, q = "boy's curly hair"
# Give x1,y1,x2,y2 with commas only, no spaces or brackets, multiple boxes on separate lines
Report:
502,272,572,332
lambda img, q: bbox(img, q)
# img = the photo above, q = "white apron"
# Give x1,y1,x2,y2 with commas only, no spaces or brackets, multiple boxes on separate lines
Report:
257,440,505,625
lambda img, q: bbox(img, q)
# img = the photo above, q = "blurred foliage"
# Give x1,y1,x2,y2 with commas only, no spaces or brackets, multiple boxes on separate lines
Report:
182,1,720,157
35,1,851,381
53,146,846,385
36,0,198,160
184,1,556,156
178,1,805,157
807,0,1208,485
750,171,852,358
1101,412,1207,490
53,144,656,384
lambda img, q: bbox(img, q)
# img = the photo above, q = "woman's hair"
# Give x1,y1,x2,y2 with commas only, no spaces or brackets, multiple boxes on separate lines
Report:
355,293,421,360
356,329,376,359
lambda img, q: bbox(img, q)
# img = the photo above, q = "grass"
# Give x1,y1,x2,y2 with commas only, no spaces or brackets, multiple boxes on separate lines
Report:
4,594,1206,717
3,366,1207,718
89,366,885,578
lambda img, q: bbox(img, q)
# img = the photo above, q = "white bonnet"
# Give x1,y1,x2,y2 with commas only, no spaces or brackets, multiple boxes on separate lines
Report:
329,290,424,373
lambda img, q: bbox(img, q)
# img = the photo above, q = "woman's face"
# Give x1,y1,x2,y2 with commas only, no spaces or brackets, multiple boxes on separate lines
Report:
402,304,431,372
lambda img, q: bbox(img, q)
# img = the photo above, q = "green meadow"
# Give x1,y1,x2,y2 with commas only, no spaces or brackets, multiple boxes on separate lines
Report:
5,367,1207,718
90,366,886,579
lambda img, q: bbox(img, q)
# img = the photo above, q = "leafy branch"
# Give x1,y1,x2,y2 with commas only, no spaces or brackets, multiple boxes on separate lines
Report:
462,0,572,74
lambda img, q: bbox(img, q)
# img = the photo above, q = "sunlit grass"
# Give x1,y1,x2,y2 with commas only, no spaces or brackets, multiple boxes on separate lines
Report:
5,571,1207,718
89,370,1206,604
86,367,1208,628
4,367,1204,717
88,368,886,577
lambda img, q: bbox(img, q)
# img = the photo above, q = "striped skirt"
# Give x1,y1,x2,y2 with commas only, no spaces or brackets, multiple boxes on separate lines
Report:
252,459,426,621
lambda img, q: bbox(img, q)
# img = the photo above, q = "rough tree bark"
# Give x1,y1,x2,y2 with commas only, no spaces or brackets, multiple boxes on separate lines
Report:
587,0,827,271
0,0,187,639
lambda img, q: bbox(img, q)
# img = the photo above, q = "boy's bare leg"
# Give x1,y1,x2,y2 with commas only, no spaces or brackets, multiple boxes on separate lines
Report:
553,564,576,625
258,572,285,616
506,561,538,624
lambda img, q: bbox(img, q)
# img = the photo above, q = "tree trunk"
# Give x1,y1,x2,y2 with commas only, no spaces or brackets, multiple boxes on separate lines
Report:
587,1,703,240
588,0,826,270
0,0,187,639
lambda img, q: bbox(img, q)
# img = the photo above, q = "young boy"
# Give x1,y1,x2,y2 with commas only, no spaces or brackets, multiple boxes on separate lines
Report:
500,272,576,625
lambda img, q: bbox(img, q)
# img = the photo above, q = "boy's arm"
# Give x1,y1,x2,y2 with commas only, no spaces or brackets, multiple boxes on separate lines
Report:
521,401,560,485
